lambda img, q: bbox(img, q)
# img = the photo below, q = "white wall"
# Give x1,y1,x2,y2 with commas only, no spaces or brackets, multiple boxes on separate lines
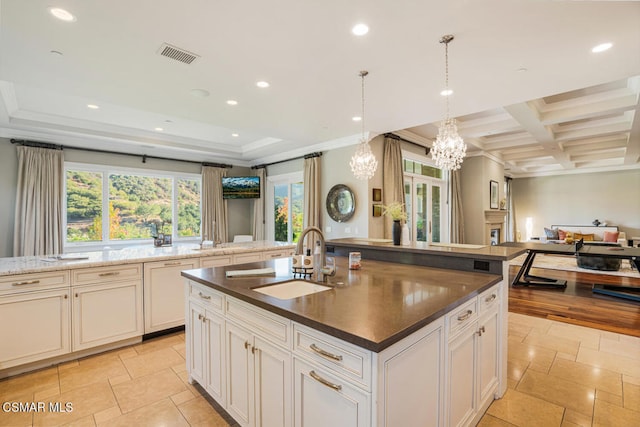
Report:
512,169,640,241
460,155,505,245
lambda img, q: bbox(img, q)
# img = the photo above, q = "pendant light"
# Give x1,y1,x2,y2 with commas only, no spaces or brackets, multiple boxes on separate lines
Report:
350,71,378,180
432,35,467,171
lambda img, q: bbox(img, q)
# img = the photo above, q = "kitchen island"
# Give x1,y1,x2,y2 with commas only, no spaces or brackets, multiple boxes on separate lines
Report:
182,251,517,427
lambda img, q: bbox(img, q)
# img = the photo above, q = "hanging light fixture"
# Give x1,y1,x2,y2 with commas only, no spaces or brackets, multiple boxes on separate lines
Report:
432,34,467,171
350,70,378,180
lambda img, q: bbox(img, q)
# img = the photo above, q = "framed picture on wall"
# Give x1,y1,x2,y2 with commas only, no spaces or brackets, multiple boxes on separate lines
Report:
372,204,383,217
490,180,499,209
372,188,382,202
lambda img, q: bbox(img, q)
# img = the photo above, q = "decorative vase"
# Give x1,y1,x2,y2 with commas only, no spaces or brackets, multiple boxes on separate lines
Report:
401,223,410,245
392,220,401,245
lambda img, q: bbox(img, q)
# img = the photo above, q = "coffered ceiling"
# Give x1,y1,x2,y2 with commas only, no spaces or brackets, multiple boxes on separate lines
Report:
0,1,639,177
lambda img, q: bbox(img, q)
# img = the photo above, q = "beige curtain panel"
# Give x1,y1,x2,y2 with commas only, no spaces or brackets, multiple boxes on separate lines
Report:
14,146,64,256
302,156,321,249
450,170,465,243
252,168,266,241
382,137,405,239
201,166,228,244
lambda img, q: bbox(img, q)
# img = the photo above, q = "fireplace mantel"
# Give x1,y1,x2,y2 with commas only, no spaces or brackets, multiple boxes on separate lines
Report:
485,210,507,223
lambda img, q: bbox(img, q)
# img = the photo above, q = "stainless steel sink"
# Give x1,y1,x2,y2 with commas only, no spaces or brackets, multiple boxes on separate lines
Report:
252,280,331,300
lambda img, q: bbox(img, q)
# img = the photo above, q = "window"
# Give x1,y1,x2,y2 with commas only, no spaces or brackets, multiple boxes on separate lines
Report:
65,163,200,248
402,155,448,244
266,172,304,244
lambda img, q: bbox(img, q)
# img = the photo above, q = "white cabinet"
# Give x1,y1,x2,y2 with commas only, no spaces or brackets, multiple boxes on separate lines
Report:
200,254,234,268
144,258,200,333
71,264,143,351
233,252,264,265
225,309,292,427
0,271,71,369
187,281,292,427
445,284,501,427
294,357,370,427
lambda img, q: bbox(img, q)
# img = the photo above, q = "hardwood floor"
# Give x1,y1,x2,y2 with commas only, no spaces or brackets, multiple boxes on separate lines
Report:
508,265,640,337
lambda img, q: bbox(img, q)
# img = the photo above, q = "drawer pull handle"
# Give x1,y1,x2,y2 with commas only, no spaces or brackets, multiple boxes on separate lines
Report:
12,280,40,286
198,292,211,300
485,294,497,303
457,310,473,322
310,343,343,361
164,261,182,266
310,370,342,391
270,254,280,258
98,272,120,277
477,326,486,336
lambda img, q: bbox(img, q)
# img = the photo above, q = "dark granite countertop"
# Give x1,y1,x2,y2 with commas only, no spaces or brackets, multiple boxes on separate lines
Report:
327,238,526,261
182,256,501,352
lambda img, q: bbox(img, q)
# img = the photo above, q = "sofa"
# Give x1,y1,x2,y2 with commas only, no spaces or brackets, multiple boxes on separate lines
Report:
538,225,627,271
540,225,627,247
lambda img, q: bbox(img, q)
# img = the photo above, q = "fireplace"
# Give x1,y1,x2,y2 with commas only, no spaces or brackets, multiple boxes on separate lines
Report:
490,228,501,246
484,210,507,245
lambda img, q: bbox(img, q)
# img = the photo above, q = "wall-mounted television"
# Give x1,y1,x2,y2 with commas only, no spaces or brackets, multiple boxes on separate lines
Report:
222,176,261,199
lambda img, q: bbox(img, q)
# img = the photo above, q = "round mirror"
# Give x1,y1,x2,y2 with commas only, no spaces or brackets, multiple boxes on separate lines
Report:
326,184,356,222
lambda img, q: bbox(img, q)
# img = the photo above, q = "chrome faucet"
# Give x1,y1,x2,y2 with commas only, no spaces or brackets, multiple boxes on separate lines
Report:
296,226,329,282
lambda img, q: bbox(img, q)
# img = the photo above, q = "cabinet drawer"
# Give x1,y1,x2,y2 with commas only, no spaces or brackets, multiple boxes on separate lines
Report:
293,323,372,391
72,264,142,286
263,249,295,260
447,298,478,336
232,252,263,265
189,282,224,312
200,255,233,268
0,271,69,295
225,296,290,348
478,285,500,315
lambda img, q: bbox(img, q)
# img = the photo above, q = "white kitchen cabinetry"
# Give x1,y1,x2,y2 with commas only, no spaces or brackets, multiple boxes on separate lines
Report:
445,284,500,427
71,264,143,351
144,258,200,333
225,297,292,427
0,271,71,369
233,252,264,265
200,254,234,268
294,357,370,427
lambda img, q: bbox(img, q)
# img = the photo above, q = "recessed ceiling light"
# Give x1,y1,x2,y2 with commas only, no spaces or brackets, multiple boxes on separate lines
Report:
190,89,210,98
155,127,164,132
87,104,99,109
352,23,369,36
440,89,453,96
48,7,76,22
256,81,270,88
352,116,362,122
226,100,238,105
592,42,613,53
231,133,239,137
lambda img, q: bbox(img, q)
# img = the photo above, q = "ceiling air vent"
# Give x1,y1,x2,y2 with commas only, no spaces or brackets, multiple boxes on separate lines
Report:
157,43,199,65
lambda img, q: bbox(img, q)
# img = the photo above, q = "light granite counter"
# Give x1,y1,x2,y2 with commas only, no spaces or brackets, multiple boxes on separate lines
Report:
0,241,295,276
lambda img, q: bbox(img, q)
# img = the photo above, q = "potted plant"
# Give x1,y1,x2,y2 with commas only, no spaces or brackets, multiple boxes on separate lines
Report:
382,202,407,245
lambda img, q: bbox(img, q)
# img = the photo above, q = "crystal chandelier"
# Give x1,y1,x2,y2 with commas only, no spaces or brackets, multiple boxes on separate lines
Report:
432,35,467,171
350,70,378,180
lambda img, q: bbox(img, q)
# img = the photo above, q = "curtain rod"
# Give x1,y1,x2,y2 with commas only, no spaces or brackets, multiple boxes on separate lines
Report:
10,139,233,168
383,133,431,154
251,151,323,169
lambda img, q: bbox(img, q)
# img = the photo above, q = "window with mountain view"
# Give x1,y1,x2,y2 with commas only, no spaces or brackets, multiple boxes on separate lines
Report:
65,166,200,245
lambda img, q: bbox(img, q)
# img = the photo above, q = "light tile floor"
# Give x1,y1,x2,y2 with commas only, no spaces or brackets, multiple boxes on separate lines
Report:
0,313,638,426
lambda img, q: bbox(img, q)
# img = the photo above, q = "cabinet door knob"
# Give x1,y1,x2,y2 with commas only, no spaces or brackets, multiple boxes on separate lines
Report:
244,341,252,350
251,346,259,355
309,370,342,392
310,343,343,361
485,294,497,303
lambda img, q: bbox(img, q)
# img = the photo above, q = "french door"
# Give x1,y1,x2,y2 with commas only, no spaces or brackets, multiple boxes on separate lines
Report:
404,177,447,244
